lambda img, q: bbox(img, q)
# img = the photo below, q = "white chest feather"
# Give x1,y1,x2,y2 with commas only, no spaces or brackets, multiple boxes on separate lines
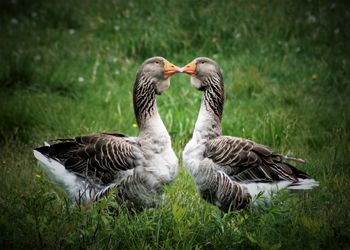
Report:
153,147,178,182
183,106,218,177
183,138,206,177
140,134,178,185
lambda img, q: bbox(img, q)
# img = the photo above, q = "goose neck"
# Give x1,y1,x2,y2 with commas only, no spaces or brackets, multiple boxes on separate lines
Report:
193,99,222,141
133,75,168,138
193,76,224,141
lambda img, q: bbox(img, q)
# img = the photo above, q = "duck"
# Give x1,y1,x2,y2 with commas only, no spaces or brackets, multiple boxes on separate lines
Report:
181,57,318,212
33,57,181,209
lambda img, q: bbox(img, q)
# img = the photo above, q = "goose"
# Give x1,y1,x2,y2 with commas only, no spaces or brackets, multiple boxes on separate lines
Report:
181,57,318,212
34,57,181,209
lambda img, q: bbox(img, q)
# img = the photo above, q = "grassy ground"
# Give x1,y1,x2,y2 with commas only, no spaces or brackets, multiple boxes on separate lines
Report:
1,0,349,248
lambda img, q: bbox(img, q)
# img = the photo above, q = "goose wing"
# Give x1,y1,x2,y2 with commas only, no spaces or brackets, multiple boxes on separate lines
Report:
35,133,141,184
205,136,308,182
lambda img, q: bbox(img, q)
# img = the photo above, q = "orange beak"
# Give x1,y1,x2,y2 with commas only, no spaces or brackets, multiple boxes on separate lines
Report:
164,60,182,78
181,61,196,75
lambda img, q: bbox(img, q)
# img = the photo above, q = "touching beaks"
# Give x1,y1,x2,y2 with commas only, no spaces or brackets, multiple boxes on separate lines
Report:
164,60,182,78
181,61,196,75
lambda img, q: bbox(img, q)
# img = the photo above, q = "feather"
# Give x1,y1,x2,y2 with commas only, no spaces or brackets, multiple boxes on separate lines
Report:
205,136,306,182
35,133,139,184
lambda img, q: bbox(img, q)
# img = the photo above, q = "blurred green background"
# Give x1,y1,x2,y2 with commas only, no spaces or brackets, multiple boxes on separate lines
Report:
0,0,349,249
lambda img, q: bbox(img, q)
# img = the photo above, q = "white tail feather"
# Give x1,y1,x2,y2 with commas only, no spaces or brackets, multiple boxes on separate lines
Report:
33,150,98,203
242,181,291,198
287,178,319,190
242,178,319,199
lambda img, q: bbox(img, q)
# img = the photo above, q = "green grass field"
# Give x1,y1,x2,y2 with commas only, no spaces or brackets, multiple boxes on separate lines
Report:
1,0,349,248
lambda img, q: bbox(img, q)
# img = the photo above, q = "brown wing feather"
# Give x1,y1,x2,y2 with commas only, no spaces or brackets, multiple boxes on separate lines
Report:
35,133,140,184
205,136,304,182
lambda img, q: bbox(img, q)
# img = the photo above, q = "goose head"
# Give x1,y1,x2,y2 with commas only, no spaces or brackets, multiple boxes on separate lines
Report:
181,57,222,91
138,56,182,95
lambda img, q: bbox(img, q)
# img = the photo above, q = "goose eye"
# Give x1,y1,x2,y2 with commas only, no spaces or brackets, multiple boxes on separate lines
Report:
201,61,205,64
155,60,160,64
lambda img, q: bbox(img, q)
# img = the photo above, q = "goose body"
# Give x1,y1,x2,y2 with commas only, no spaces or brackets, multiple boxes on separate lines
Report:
182,57,318,212
34,57,181,208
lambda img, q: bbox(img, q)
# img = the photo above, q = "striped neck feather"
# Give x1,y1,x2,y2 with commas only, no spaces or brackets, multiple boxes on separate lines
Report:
203,73,224,121
133,74,156,128
194,73,224,140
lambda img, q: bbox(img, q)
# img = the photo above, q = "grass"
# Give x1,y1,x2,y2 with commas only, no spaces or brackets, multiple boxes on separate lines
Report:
0,0,349,248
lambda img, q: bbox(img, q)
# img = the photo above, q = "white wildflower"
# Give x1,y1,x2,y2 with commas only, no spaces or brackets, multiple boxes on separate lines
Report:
11,18,18,24
78,77,85,82
114,25,120,31
34,55,41,61
69,29,75,35
307,15,317,24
